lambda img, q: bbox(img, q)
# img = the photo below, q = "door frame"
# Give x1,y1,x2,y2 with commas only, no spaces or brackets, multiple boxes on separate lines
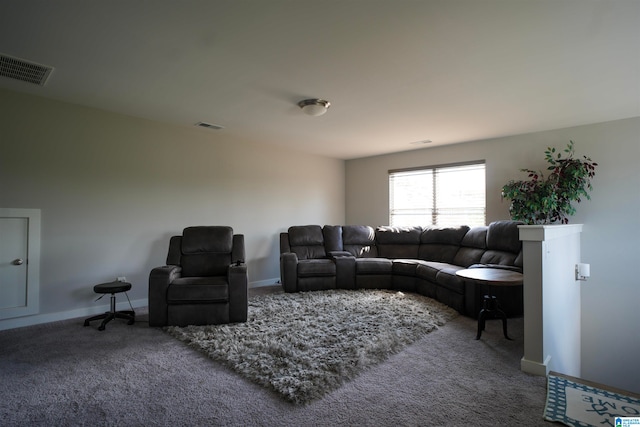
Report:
0,208,41,320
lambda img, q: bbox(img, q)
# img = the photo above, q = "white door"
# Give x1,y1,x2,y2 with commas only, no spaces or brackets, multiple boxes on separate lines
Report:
0,209,40,321
0,217,28,310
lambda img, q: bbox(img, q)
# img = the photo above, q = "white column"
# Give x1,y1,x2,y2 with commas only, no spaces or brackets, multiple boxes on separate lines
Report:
519,224,583,377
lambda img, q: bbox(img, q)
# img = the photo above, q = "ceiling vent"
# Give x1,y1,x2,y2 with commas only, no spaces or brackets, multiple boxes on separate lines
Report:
195,122,224,130
0,53,54,86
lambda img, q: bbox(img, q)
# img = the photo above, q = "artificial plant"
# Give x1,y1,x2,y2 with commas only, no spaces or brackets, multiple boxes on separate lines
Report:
501,141,597,225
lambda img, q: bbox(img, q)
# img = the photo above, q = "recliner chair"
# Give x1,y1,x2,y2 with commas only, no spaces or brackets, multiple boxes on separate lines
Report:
149,226,248,327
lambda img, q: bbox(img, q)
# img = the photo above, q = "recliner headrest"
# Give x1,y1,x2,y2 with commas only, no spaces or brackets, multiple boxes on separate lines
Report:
182,226,233,254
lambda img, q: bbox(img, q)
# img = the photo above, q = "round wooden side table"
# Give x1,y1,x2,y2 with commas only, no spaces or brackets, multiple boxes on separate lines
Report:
456,268,523,340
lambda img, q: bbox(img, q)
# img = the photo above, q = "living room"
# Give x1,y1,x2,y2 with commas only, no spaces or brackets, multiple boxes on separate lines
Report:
1,0,638,411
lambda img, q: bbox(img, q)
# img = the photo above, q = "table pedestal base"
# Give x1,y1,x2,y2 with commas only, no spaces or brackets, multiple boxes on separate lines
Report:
476,295,512,340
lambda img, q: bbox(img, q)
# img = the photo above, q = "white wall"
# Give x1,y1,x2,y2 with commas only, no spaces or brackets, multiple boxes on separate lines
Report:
0,89,345,326
346,117,640,393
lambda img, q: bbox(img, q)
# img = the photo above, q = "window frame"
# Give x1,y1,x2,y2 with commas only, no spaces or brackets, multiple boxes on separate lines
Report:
388,160,486,227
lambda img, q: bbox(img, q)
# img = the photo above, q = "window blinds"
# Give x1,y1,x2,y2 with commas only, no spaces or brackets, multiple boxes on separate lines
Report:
389,162,486,227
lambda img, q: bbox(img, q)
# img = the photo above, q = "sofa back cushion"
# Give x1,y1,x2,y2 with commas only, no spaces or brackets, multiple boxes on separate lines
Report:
342,225,377,258
166,235,182,266
486,220,522,253
453,226,487,267
419,226,469,263
180,226,233,277
322,225,343,252
479,221,523,268
480,250,518,266
288,225,326,260
376,226,422,259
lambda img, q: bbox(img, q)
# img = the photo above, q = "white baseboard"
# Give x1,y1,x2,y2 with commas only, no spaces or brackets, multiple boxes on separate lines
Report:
0,277,282,331
0,298,148,331
521,355,551,377
249,278,280,288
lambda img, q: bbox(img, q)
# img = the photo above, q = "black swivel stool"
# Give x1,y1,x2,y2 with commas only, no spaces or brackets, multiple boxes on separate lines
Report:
84,281,135,331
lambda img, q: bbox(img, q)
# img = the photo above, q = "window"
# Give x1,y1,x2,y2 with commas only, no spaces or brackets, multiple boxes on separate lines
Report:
389,161,486,227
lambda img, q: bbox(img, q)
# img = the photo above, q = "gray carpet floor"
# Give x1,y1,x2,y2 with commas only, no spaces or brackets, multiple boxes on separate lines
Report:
0,286,548,426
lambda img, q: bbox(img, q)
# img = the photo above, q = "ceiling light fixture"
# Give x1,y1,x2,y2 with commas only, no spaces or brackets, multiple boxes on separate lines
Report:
195,121,224,130
298,98,330,116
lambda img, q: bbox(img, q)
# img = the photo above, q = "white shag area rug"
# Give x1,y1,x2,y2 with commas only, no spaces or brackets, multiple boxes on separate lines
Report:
165,289,458,404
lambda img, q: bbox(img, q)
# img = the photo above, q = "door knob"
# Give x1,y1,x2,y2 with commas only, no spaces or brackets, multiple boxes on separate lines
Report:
12,258,24,265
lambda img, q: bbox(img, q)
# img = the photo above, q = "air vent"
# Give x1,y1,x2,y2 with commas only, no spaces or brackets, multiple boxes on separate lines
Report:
0,54,54,86
195,122,224,130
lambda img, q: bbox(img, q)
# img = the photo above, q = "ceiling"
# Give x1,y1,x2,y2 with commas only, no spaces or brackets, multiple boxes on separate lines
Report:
1,1,638,160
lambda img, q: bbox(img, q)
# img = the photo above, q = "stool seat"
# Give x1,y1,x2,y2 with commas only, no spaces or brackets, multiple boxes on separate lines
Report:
84,281,135,331
94,281,132,294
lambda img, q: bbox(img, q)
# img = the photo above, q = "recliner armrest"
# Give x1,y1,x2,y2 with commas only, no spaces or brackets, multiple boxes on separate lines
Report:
149,265,182,326
228,262,248,323
280,252,299,293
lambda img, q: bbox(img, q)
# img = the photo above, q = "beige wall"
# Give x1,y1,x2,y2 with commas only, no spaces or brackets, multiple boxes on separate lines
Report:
346,117,640,393
0,88,345,318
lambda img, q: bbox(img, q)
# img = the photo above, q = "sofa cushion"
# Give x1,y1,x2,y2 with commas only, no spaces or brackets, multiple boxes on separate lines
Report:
514,251,523,269
181,253,232,277
480,250,518,267
297,259,336,277
376,226,422,244
182,226,233,254
453,247,486,267
180,226,234,277
376,226,422,259
459,226,487,249
342,225,378,258
172,276,229,286
168,278,229,303
392,259,421,276
355,258,392,275
435,266,467,294
481,221,523,268
419,244,460,264
421,225,470,245
166,235,182,266
486,220,522,253
288,225,326,260
322,225,343,252
419,226,470,263
416,261,456,283
452,225,487,267
298,276,336,292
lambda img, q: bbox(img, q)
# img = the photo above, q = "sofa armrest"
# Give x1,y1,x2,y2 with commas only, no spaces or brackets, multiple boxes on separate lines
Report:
280,252,298,293
335,256,356,289
228,262,248,323
232,234,246,264
148,265,182,327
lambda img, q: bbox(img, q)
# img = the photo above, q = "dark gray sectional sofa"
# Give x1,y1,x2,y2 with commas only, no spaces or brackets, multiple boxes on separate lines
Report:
279,220,524,318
